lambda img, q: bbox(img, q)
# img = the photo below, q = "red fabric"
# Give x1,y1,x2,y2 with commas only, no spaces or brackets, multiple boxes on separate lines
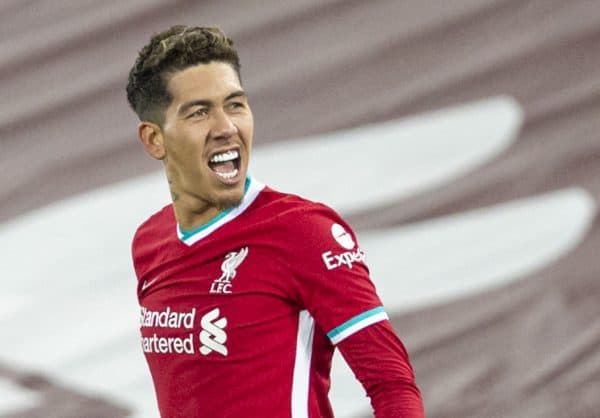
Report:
133,180,422,417
338,321,425,417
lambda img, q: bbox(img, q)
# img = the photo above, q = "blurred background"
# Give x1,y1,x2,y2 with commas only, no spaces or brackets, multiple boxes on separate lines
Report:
1,1,599,417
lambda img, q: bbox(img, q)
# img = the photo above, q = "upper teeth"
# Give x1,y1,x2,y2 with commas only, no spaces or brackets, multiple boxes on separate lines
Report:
210,150,239,163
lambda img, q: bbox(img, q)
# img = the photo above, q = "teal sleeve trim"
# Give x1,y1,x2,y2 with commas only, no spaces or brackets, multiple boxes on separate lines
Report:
327,306,386,340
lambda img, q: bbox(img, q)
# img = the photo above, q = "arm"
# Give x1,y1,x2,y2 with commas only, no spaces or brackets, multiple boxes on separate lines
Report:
283,203,424,415
337,320,425,417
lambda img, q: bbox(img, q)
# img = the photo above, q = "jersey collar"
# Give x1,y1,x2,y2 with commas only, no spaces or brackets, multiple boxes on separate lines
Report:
176,176,265,246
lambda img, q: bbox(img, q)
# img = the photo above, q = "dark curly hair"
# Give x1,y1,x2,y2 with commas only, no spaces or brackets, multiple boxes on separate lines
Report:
126,25,241,125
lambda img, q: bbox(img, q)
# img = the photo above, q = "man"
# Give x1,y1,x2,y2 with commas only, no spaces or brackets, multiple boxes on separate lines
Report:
126,25,424,417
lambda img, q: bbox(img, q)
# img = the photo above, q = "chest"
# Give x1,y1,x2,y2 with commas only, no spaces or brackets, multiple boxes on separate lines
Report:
138,241,300,359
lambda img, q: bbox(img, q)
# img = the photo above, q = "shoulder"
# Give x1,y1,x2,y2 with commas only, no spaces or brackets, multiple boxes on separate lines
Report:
258,186,353,248
260,187,343,226
131,204,175,272
262,188,369,282
132,204,174,245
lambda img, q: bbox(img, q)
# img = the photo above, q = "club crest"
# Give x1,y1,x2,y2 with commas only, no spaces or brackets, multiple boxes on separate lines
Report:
210,247,248,294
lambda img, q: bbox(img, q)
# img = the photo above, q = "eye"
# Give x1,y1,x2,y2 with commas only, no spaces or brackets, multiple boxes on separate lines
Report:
227,101,245,111
187,108,209,119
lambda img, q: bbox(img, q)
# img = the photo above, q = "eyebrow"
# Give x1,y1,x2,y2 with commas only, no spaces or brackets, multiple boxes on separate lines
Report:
178,90,248,116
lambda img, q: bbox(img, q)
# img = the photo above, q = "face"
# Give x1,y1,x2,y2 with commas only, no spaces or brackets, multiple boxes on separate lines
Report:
146,62,253,214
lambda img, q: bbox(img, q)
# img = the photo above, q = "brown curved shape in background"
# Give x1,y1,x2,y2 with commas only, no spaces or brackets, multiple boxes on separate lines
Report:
1,1,599,417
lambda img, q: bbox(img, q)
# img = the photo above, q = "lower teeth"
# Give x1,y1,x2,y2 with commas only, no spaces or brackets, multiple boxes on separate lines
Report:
215,169,238,179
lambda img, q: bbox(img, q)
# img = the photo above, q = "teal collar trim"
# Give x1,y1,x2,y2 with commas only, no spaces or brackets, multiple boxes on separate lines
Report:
178,208,233,241
177,177,262,245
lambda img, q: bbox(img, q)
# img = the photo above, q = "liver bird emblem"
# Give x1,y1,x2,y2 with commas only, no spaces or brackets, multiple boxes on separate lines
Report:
217,247,249,283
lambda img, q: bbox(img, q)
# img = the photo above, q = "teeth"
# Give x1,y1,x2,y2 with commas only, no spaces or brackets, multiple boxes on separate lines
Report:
210,150,239,163
215,169,239,179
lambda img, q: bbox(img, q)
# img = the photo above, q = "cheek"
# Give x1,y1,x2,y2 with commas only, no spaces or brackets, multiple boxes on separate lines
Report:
166,141,207,174
170,127,207,153
237,116,254,140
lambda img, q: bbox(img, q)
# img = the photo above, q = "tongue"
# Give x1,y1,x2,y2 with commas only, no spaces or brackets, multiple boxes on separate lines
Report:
211,161,235,173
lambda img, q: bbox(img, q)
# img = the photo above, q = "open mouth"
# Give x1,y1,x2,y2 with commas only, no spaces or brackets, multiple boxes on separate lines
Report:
208,149,241,181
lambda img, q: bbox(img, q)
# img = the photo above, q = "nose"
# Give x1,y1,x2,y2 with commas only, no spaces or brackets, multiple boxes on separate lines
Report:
211,109,237,140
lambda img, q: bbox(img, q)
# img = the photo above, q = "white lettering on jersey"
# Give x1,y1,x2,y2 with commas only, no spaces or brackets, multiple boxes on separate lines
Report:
321,223,366,269
140,306,196,329
139,306,197,355
322,248,366,270
141,333,195,354
199,308,228,356
210,247,248,294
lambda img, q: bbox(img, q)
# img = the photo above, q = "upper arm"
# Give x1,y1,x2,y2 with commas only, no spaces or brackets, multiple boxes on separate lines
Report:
285,204,387,345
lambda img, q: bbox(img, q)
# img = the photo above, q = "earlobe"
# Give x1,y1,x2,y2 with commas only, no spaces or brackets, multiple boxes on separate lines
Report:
138,122,166,160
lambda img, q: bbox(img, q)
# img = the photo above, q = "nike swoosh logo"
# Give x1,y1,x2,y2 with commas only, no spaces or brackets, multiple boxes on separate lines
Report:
142,277,159,291
1,96,590,417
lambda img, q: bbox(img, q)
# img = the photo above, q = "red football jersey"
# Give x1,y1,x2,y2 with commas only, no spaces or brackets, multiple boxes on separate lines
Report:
132,177,388,418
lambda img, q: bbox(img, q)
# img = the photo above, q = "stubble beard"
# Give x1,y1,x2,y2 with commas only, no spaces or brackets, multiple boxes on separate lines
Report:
211,187,244,212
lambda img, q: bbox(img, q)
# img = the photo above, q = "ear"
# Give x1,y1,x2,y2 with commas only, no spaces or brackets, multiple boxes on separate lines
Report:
138,122,166,160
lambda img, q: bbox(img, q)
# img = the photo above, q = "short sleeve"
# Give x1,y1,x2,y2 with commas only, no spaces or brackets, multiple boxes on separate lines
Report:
286,203,388,345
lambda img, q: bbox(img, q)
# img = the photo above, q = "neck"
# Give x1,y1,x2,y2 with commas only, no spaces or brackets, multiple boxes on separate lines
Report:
173,197,222,232
167,173,221,232
165,160,251,231
169,177,251,232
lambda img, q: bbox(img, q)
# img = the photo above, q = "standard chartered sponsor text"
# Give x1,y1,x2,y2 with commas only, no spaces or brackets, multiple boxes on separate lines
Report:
140,306,196,354
140,306,196,328
142,333,195,354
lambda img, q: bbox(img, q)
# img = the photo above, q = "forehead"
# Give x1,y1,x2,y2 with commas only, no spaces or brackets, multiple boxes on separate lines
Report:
166,61,241,104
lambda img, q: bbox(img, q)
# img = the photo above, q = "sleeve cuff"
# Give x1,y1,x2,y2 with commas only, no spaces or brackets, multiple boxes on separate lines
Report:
326,306,388,345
